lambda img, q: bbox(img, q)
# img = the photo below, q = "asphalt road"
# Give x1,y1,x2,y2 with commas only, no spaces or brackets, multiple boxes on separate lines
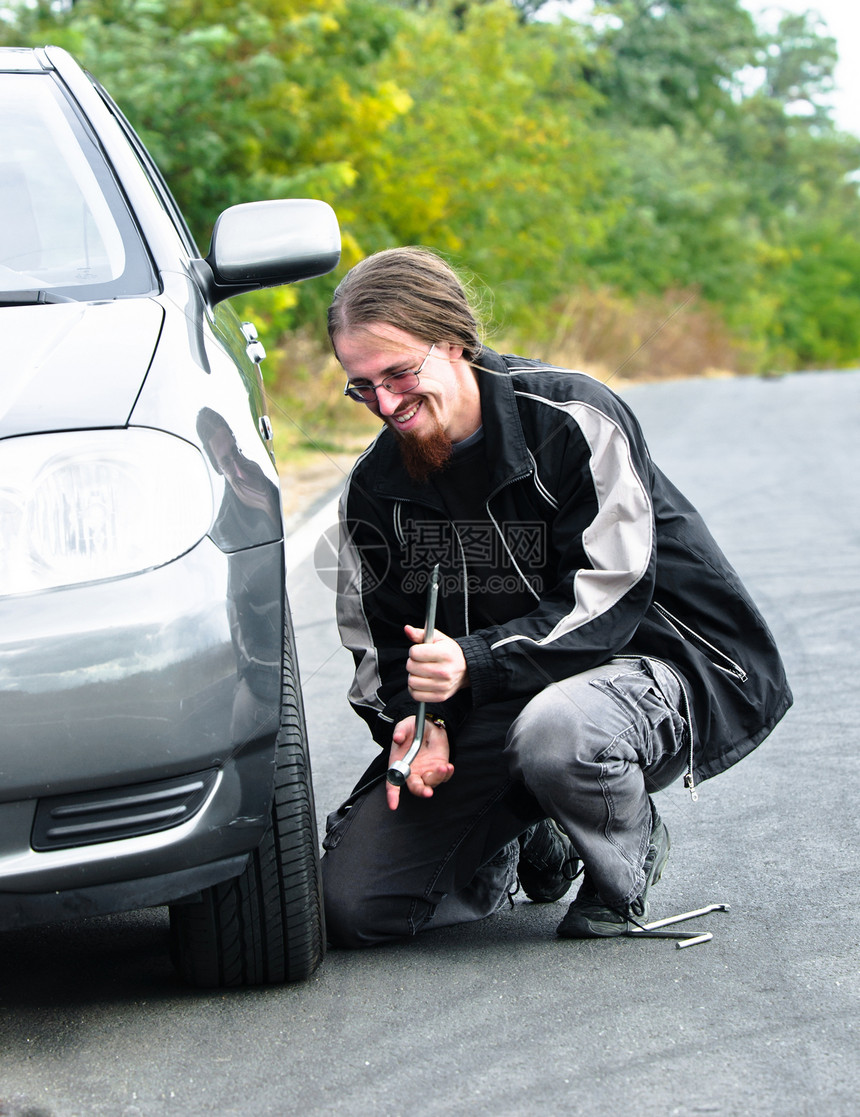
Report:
1,370,857,1117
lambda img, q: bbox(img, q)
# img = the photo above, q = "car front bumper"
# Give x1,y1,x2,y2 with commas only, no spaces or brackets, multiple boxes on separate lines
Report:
0,536,285,923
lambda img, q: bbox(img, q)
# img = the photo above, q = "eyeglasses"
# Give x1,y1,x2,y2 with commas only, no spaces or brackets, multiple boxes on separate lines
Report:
343,344,435,404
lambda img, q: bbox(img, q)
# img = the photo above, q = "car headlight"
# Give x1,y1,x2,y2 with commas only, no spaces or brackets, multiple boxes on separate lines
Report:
0,428,215,596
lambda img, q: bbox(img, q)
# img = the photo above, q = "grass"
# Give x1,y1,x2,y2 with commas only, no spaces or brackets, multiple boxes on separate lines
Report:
510,286,758,386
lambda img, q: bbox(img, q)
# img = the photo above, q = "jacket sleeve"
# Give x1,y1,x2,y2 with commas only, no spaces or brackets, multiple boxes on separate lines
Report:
457,391,658,707
335,466,469,748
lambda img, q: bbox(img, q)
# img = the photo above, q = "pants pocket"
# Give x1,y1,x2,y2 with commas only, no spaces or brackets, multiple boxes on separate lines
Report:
589,658,686,773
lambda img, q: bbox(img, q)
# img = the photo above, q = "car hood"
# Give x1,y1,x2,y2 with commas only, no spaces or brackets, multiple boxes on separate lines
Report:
0,299,164,439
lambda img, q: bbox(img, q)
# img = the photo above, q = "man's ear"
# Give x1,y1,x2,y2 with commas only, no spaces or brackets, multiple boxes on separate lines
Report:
442,341,464,361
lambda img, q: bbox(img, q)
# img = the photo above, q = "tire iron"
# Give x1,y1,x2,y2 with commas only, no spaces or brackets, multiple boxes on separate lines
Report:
628,902,730,949
387,563,441,787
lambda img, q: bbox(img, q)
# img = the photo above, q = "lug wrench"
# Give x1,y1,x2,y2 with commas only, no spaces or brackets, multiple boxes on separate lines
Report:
387,563,441,788
628,903,730,949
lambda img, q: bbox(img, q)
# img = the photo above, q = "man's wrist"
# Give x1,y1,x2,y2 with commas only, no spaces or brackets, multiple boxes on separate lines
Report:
425,713,447,731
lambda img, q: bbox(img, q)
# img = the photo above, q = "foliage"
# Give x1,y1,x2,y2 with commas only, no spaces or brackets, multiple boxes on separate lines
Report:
334,3,614,334
3,0,860,397
585,0,760,131
577,0,860,367
715,11,860,365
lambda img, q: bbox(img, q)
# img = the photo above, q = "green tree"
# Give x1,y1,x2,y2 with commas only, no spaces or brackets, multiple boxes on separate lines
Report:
584,125,759,302
719,10,860,365
334,1,616,331
758,9,837,122
585,0,760,130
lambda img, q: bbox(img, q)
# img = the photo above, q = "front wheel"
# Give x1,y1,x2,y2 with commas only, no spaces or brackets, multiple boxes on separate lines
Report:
169,612,325,987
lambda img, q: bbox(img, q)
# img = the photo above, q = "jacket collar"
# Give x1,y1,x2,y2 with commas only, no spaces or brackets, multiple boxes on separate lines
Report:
369,346,533,504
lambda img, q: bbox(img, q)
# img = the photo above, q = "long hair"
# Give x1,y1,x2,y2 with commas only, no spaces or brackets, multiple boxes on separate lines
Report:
327,247,483,362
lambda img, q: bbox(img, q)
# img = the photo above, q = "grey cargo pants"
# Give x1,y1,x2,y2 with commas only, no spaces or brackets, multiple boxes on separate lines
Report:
322,657,690,947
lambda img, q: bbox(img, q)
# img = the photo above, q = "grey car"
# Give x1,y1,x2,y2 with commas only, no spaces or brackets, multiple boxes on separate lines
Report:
0,45,340,986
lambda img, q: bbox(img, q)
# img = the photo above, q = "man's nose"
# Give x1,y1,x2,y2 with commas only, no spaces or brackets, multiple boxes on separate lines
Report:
375,388,400,416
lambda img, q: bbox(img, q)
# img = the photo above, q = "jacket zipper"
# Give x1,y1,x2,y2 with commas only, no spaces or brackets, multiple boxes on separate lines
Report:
483,470,541,604
663,659,699,802
452,469,538,635
451,522,471,636
419,468,538,637
652,601,748,683
391,498,472,635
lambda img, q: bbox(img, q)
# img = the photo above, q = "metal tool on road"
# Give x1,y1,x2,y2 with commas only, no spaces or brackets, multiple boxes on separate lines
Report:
387,564,441,788
628,903,730,949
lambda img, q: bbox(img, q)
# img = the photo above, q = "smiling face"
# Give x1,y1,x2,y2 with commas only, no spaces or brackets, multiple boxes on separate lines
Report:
335,323,482,450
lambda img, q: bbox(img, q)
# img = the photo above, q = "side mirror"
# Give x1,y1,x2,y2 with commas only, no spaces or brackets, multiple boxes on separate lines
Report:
201,199,341,304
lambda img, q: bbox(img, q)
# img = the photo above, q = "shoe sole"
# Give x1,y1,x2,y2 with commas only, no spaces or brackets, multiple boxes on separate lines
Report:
557,912,632,938
557,819,671,939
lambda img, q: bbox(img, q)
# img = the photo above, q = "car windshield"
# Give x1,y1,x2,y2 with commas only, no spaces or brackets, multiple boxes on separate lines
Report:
0,72,156,300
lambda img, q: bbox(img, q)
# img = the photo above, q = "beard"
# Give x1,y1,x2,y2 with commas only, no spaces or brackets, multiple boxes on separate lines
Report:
393,414,453,483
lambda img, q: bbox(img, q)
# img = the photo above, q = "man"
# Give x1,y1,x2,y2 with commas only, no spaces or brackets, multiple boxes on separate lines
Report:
322,246,792,948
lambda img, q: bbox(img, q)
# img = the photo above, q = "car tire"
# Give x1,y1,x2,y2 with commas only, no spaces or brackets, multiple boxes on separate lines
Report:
168,610,325,988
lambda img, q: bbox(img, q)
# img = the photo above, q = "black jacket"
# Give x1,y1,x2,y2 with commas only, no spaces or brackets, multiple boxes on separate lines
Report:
335,348,792,789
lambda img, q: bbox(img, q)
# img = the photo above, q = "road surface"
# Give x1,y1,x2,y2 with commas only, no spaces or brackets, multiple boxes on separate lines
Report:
1,370,856,1117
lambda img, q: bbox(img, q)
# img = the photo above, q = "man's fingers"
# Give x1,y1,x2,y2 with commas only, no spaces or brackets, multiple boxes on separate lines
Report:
387,762,454,810
405,624,448,647
409,674,454,701
407,648,458,701
422,763,454,788
388,715,451,807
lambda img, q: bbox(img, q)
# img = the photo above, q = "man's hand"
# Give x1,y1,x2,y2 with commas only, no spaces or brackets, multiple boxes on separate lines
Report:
405,624,469,701
386,716,454,811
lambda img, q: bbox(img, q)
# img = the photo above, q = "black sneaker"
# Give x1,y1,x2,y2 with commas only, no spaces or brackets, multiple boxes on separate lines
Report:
517,819,581,903
557,804,670,938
